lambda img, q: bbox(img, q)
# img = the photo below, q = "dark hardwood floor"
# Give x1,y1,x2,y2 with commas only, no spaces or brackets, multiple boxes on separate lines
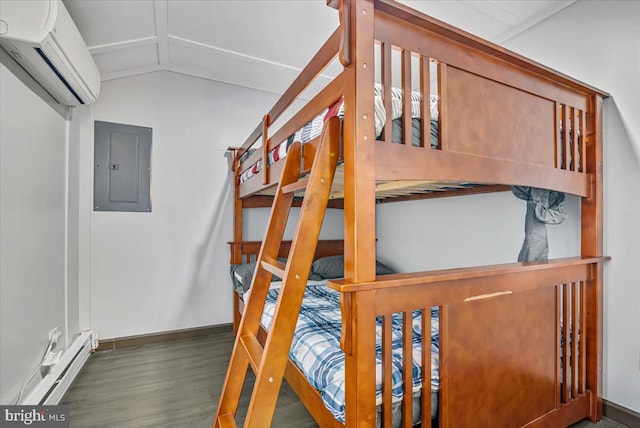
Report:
62,329,627,428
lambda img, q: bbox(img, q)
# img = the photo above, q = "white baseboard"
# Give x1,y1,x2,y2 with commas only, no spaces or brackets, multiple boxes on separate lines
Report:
21,331,94,405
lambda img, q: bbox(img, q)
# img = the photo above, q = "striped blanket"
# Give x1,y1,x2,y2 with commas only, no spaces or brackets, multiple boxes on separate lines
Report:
261,281,440,423
237,86,439,184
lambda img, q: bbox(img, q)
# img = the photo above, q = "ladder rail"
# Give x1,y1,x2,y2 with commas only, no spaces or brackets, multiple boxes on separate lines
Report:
214,142,302,424
244,117,341,426
214,117,341,428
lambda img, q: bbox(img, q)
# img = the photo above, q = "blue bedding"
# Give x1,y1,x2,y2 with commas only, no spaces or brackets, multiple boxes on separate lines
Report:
260,281,439,423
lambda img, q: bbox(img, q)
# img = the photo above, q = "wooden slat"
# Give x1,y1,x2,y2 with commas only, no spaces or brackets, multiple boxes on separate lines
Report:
375,180,458,193
563,105,570,170
382,315,393,427
261,256,286,279
555,285,562,409
240,334,264,373
382,42,393,143
421,308,431,427
401,49,412,146
244,162,513,201
571,281,579,399
579,280,587,394
402,311,413,427
437,62,448,150
420,56,430,148
376,184,511,203
217,413,237,428
262,115,270,184
562,283,570,403
573,108,579,172
281,178,309,194
438,305,449,427
555,103,561,169
580,110,586,173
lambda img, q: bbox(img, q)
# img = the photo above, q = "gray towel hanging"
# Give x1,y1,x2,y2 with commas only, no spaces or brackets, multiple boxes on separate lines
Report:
512,186,568,262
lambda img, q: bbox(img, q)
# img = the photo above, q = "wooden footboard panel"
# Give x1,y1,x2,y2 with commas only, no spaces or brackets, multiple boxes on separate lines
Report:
329,257,608,428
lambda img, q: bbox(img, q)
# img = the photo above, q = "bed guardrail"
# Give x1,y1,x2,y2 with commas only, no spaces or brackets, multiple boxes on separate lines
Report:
371,3,598,197
328,256,609,427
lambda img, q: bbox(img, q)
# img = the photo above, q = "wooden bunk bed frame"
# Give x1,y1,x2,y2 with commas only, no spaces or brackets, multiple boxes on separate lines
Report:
217,0,609,427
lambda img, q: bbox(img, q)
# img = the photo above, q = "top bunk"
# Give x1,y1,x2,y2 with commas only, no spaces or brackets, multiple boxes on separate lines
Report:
229,0,609,206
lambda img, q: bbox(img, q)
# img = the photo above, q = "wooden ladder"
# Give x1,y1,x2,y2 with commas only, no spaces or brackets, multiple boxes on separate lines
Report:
213,117,341,428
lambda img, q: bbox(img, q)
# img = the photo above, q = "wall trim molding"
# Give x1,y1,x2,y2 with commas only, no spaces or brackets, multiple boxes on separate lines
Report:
604,399,640,428
97,324,233,352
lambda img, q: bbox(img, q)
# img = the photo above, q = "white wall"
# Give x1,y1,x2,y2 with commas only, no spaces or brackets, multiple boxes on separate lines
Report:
0,62,67,403
502,0,640,413
377,192,581,272
80,71,343,339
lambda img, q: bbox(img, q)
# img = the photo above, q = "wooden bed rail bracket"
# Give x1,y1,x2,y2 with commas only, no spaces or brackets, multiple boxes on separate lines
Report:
226,148,238,180
327,0,351,67
339,292,353,355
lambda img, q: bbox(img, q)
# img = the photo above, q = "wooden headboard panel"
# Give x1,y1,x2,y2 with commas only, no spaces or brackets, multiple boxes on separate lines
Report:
228,240,344,265
228,240,345,334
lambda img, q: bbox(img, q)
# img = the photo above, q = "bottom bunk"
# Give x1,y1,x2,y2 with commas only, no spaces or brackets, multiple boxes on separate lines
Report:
228,241,607,428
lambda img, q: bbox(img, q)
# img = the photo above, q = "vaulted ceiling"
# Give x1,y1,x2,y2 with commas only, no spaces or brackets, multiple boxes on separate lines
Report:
63,0,577,96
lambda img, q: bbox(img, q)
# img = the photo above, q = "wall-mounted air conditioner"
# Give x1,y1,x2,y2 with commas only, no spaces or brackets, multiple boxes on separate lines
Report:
0,0,100,107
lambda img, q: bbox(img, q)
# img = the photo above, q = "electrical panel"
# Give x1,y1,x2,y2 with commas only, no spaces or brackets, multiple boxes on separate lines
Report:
94,121,152,212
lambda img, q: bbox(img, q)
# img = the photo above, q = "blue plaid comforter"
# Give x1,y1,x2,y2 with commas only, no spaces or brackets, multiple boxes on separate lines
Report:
261,282,440,423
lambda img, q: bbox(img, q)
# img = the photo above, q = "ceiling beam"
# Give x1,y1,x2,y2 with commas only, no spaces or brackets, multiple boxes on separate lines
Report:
153,0,170,65
89,36,158,55
100,64,165,82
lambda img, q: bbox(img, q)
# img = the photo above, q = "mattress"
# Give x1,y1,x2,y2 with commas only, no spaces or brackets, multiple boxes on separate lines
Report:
260,280,439,425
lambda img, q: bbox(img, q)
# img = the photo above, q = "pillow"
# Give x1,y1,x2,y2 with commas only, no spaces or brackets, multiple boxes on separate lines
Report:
310,255,395,279
230,258,322,295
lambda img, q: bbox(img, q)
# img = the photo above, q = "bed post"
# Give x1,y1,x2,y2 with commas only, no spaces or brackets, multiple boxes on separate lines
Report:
230,147,243,335
339,0,377,426
583,94,604,422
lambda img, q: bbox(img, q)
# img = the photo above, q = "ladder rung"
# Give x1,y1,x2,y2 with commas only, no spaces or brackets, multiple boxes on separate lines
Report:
239,334,264,373
261,256,285,278
217,414,237,428
281,177,309,194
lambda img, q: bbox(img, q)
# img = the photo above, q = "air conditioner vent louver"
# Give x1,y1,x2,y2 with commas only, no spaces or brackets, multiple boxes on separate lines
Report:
34,47,85,105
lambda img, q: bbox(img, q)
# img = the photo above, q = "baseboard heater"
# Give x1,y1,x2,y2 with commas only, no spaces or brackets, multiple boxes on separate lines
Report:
21,331,95,405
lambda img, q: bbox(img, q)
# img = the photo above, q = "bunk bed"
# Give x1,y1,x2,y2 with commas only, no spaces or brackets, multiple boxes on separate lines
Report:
214,1,609,427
